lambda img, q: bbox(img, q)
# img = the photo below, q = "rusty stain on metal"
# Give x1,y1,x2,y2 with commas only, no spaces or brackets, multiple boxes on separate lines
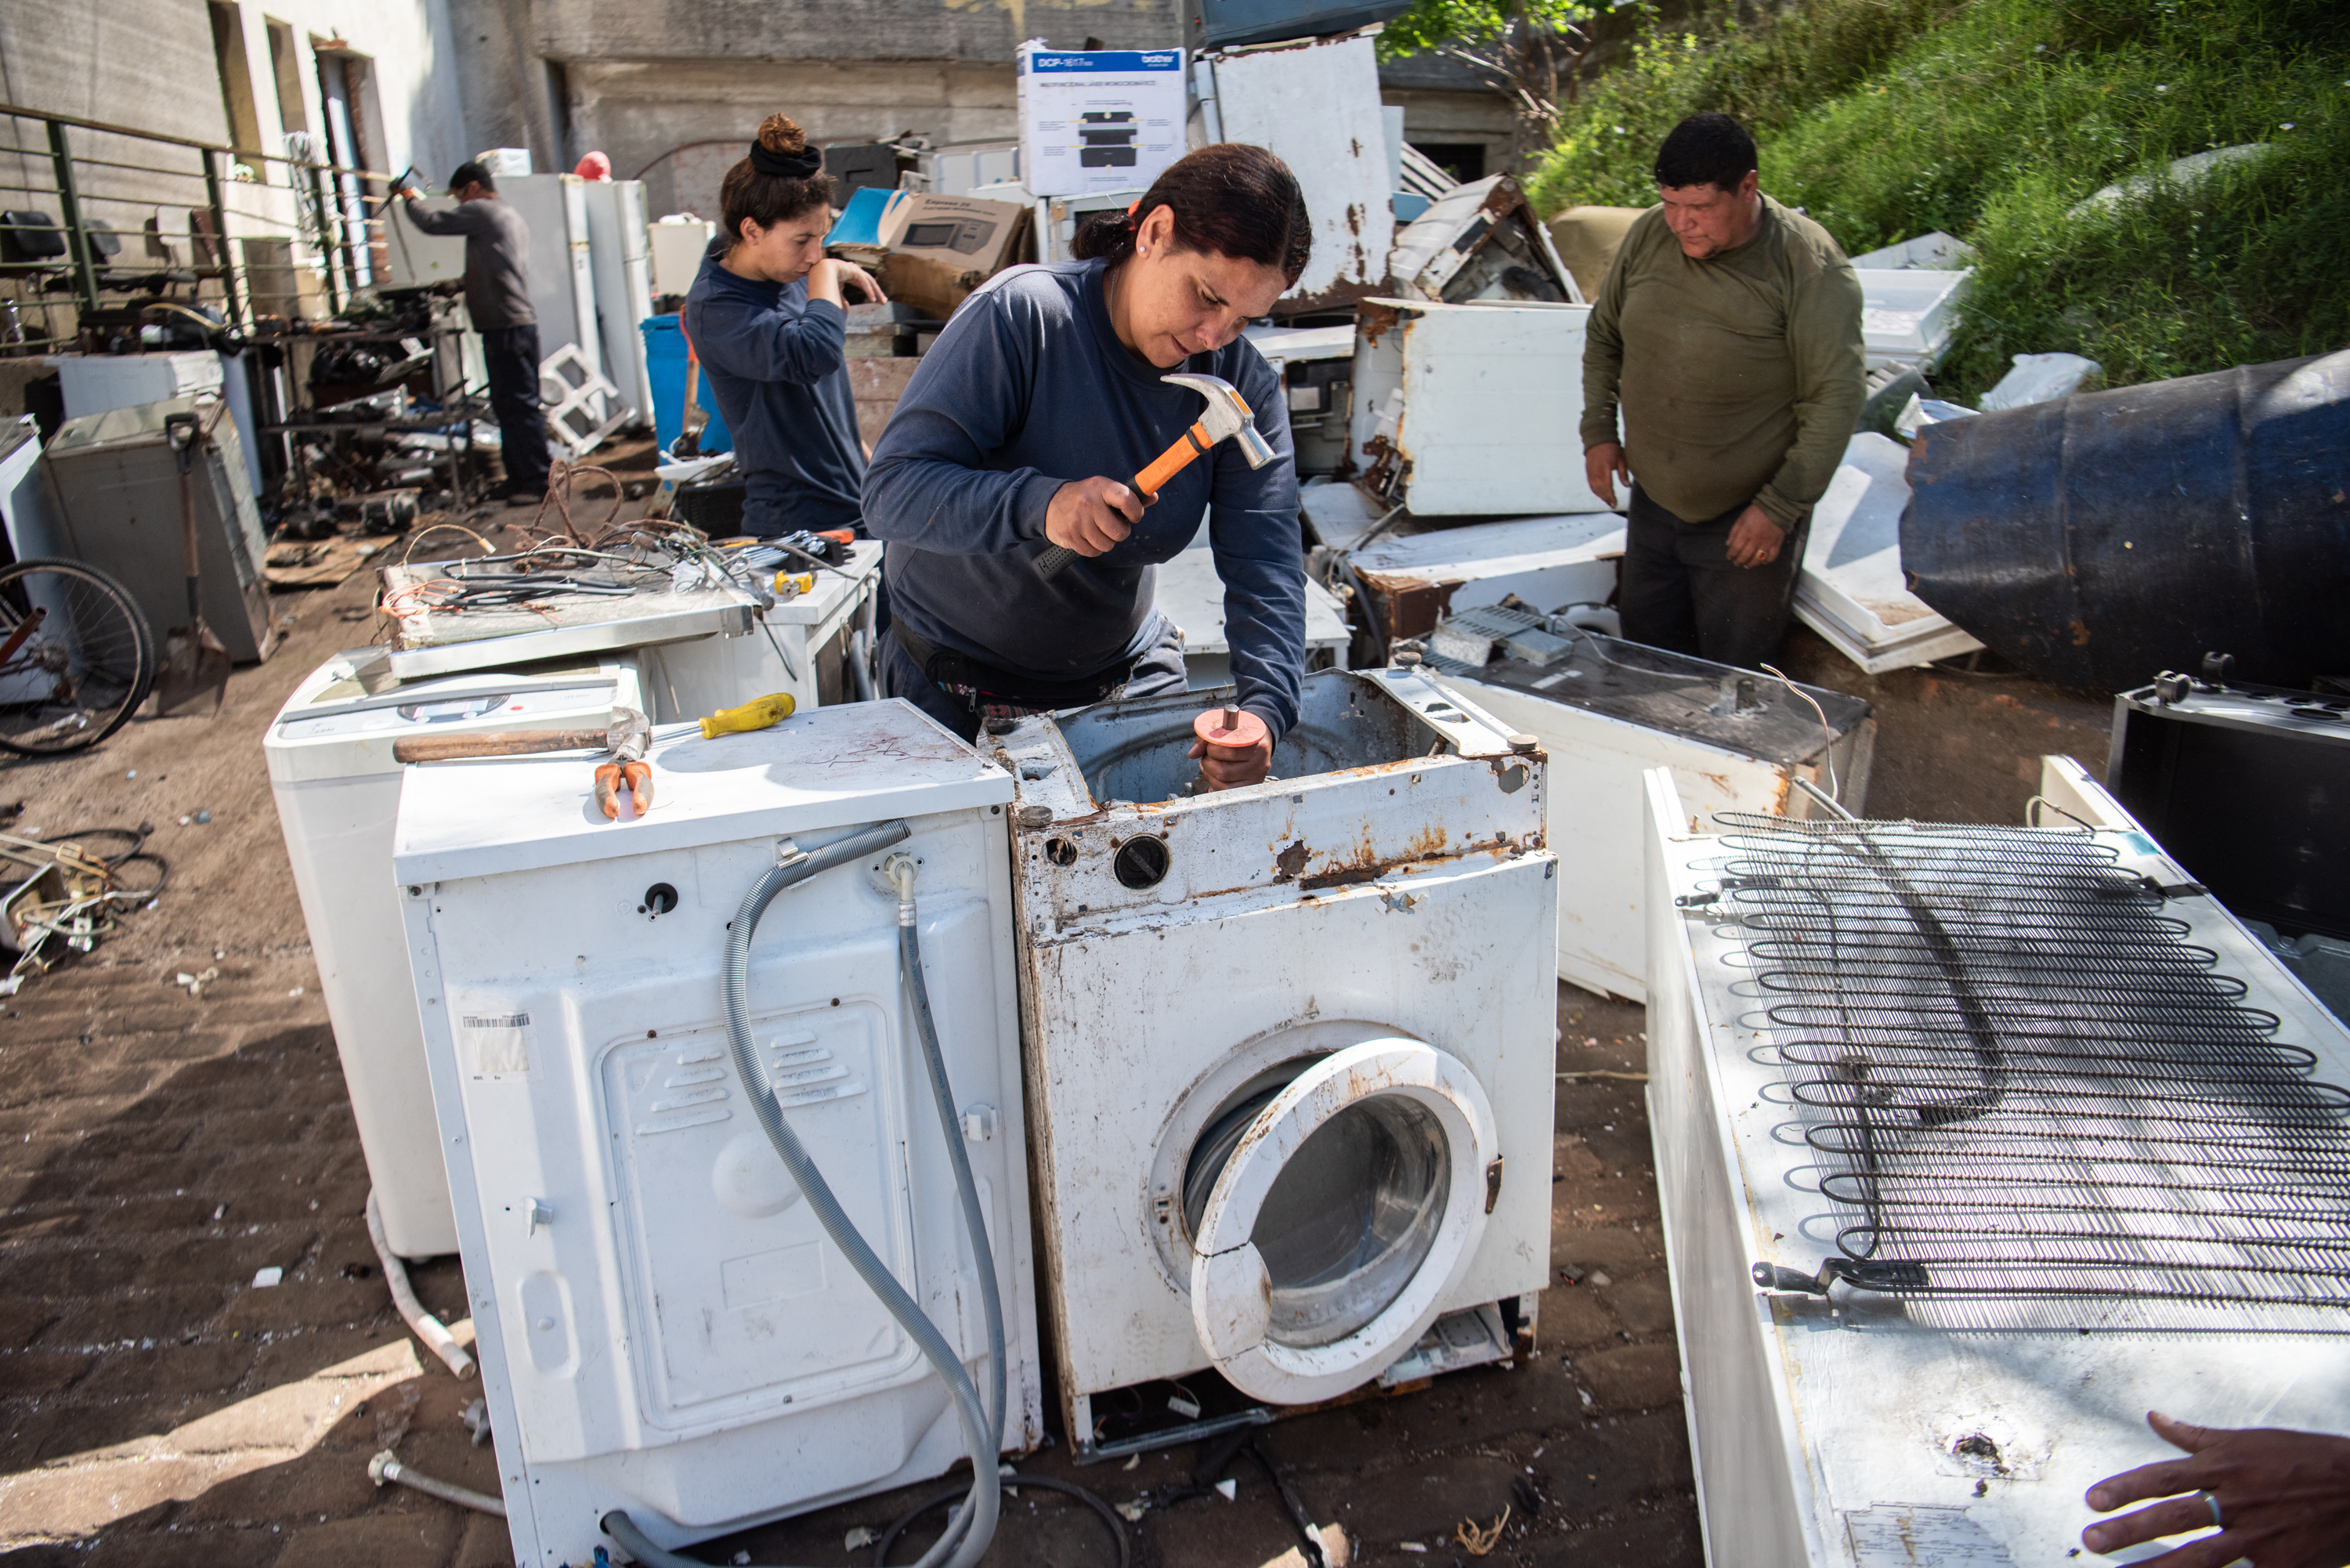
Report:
1358,301,1401,347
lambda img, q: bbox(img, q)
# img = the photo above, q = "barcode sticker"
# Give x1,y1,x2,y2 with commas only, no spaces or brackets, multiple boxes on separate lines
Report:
461,1011,532,1077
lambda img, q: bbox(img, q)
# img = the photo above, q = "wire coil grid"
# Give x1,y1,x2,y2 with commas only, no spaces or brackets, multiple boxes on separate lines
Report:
1711,813,2350,1306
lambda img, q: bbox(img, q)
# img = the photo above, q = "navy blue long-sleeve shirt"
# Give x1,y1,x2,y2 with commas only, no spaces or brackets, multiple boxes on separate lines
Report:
862,258,1306,738
682,248,864,533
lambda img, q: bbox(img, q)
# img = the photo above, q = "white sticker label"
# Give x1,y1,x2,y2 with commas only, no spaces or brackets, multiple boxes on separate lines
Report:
461,1011,532,1077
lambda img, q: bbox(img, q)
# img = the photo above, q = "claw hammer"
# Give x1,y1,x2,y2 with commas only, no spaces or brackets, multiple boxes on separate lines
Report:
392,706,655,820
1032,372,1275,582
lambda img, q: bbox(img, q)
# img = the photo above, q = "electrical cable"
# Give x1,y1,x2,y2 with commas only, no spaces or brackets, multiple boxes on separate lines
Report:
876,1474,1129,1568
602,819,1005,1568
1760,663,1841,804
366,1189,475,1380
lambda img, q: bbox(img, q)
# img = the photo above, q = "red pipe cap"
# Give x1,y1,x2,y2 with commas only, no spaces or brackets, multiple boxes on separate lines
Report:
1193,706,1269,751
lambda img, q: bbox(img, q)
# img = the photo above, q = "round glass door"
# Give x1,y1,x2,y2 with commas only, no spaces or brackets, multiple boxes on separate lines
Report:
1189,1040,1493,1405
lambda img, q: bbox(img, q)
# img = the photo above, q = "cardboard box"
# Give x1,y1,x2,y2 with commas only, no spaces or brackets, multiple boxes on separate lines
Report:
1016,43,1187,198
873,193,1032,318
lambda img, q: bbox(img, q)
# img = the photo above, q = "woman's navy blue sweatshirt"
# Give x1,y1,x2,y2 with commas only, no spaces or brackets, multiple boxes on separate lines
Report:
862,258,1307,739
682,247,864,534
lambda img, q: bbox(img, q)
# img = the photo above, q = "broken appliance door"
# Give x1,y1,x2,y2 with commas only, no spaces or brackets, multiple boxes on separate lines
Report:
1345,511,1624,656
1349,298,1617,515
1798,432,1982,672
1389,174,1581,306
1431,607,1873,1001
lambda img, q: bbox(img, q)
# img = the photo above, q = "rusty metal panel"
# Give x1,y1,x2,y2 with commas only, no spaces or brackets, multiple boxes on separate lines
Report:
1347,297,1618,516
1206,34,1394,302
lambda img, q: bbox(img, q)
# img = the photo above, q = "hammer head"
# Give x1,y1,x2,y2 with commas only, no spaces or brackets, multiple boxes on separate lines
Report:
1162,373,1276,470
606,706,651,763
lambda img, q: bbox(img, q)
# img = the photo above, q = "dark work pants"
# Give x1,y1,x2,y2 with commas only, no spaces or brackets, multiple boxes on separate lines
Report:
879,623,1188,742
479,323,552,494
1617,483,1810,670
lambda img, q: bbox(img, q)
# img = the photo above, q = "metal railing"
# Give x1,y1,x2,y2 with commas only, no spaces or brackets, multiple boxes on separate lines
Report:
0,101,400,352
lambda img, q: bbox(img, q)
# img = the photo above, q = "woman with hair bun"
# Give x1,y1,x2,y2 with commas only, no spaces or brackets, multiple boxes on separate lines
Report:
863,143,1312,790
682,114,884,537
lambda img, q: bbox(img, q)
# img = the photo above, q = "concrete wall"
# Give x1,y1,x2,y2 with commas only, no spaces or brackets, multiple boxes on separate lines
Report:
0,0,472,329
0,0,471,180
1379,53,1515,176
568,58,1023,220
453,0,1188,204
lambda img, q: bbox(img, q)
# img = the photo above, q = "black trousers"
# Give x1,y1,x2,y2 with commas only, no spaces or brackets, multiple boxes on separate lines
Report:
1617,484,1810,670
479,323,552,494
879,623,1188,742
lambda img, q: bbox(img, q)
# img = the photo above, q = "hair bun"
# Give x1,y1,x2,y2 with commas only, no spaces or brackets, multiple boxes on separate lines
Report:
757,114,807,156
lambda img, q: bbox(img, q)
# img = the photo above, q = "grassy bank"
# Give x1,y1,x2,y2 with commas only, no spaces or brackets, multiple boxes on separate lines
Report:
1528,0,2350,399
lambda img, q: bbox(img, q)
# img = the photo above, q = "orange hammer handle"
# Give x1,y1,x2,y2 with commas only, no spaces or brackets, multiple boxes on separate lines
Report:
1133,421,1213,502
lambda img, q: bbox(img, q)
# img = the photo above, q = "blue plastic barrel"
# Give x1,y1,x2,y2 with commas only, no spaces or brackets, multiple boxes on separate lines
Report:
639,315,732,457
1903,349,2350,692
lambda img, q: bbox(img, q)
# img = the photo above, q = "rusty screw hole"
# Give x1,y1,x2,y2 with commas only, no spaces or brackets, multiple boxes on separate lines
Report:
1112,836,1171,890
1044,836,1079,866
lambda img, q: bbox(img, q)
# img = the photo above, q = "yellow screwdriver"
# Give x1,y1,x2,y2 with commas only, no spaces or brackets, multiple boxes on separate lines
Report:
699,692,796,739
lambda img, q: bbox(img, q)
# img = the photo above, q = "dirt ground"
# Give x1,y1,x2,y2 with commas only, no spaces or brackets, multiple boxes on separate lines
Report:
0,527,2113,1566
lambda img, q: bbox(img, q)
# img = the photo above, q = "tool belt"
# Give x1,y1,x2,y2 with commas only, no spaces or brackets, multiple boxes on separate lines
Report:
892,623,1137,714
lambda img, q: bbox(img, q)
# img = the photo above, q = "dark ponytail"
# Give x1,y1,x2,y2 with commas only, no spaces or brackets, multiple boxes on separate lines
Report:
1071,143,1312,285
720,114,835,245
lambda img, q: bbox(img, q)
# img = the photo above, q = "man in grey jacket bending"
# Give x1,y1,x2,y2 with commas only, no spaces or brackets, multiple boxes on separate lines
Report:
398,161,551,504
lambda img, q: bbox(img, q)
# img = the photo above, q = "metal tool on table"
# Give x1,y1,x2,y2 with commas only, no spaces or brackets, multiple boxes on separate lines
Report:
699,692,794,739
154,409,235,717
391,707,654,821
1032,372,1275,583
590,707,654,820
389,695,804,818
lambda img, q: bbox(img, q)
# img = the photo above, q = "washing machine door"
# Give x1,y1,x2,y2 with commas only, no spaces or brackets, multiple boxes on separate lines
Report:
1188,1039,1495,1404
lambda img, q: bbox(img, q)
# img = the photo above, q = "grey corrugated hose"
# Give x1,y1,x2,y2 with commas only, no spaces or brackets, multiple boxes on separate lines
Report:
602,818,1007,1568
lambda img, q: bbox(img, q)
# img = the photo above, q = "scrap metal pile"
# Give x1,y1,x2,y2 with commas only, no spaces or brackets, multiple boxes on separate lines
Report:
1,822,165,995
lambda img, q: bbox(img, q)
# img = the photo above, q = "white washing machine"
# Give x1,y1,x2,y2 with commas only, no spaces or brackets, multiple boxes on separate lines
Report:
991,668,1557,1455
637,543,881,723
392,699,1041,1564
265,648,642,1259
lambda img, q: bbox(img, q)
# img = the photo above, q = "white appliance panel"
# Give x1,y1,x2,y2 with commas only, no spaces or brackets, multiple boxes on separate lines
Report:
265,650,641,1257
393,701,1039,1563
1642,768,2350,1567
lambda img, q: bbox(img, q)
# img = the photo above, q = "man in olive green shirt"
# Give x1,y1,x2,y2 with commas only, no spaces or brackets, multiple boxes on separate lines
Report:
1582,114,1865,668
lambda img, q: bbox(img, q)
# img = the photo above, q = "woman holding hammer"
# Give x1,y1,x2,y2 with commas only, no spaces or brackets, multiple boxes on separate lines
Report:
862,144,1311,790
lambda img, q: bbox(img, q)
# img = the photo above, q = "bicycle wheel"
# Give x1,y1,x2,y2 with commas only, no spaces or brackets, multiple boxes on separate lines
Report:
0,557,157,756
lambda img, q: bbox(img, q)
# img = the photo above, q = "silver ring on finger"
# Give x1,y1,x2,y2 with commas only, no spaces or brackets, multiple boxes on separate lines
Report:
2198,1489,2223,1529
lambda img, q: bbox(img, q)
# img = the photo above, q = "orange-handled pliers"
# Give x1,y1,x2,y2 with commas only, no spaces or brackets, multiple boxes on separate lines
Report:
595,758,653,819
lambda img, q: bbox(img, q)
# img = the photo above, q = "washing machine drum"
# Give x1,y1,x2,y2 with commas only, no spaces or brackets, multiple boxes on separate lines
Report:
1187,1039,1497,1404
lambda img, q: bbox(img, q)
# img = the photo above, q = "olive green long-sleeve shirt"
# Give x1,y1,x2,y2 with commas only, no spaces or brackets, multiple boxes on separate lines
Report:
1581,194,1865,531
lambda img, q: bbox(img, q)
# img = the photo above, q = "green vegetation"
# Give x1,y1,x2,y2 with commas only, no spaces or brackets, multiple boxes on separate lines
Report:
1527,0,2350,399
